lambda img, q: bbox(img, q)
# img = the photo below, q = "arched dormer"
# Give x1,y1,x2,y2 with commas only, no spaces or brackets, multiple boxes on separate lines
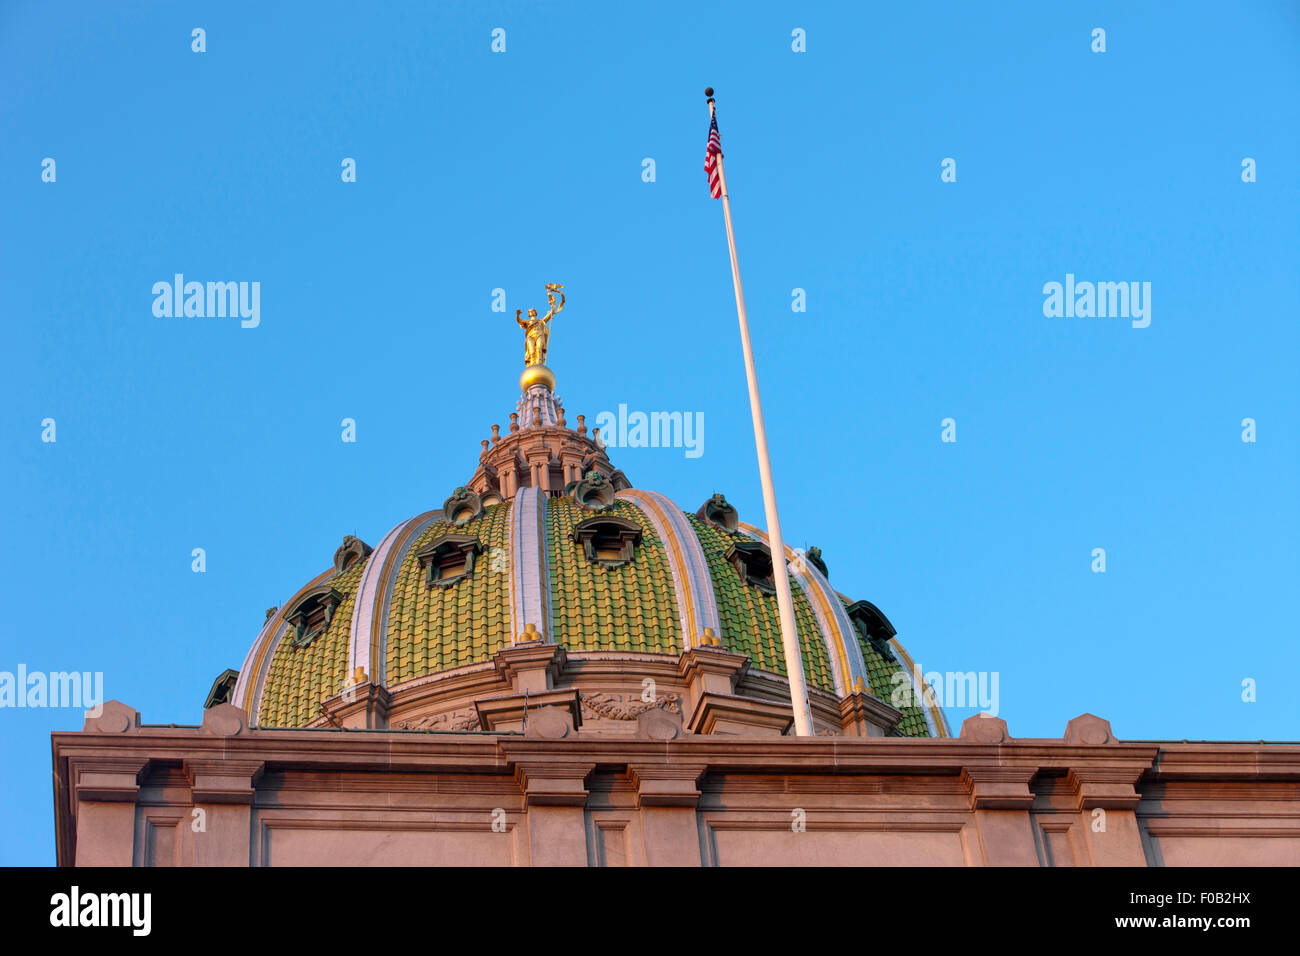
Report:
283,585,345,649
846,599,898,662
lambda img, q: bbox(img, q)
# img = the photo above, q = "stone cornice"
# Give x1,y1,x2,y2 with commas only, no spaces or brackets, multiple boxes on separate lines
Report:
52,724,1300,865
183,758,266,805
1066,766,1145,810
961,766,1037,810
70,755,151,802
1144,745,1300,780
52,728,1300,782
512,759,596,806
627,762,708,808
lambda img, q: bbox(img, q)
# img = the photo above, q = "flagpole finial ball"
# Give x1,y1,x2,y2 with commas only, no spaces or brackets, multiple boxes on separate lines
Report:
704,87,714,98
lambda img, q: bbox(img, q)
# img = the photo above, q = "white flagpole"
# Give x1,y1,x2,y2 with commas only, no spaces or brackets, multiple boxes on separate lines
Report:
706,88,815,737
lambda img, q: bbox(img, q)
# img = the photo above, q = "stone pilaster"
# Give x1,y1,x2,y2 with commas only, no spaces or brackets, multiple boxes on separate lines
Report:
1068,767,1147,865
71,756,149,866
628,763,707,866
184,758,265,866
962,766,1039,866
319,680,392,729
494,641,567,694
513,759,595,866
839,691,903,737
680,646,781,734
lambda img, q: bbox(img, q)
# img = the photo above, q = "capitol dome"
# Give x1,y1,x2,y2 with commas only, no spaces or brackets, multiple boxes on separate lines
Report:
220,363,949,739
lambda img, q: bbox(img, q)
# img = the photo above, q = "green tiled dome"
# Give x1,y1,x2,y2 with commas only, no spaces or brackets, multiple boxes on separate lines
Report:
229,378,948,737
238,489,945,738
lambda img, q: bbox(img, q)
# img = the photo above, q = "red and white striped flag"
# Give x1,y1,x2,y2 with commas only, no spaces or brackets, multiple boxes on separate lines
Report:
704,111,723,198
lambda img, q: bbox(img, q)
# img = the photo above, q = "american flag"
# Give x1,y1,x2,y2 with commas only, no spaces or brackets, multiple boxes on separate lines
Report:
704,111,723,198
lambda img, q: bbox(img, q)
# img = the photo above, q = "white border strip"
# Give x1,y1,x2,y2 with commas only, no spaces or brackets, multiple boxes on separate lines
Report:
617,489,720,649
348,513,434,684
510,487,550,641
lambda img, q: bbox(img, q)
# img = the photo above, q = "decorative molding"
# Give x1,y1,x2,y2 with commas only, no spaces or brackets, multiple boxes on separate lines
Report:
319,681,392,730
959,714,1010,743
200,703,248,737
571,470,617,510
1064,713,1117,746
71,756,150,803
961,766,1037,810
333,535,372,574
581,691,682,721
696,493,738,532
839,691,904,738
184,759,265,805
82,700,140,734
475,687,582,733
441,486,484,526
687,691,794,736
393,708,482,732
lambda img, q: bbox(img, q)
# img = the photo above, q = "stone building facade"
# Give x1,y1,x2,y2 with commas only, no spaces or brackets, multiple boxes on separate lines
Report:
50,362,1300,866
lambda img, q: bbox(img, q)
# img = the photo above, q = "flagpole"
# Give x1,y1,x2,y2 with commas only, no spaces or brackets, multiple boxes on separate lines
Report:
705,88,815,737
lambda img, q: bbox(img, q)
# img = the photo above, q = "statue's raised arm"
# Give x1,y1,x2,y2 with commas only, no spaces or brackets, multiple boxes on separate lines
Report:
516,283,565,369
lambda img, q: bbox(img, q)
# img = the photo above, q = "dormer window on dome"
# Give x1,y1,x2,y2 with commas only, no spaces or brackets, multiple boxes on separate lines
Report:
697,493,739,532
203,668,239,709
846,599,898,662
572,515,642,568
333,535,373,573
725,539,777,594
442,486,484,526
284,585,344,649
416,533,483,588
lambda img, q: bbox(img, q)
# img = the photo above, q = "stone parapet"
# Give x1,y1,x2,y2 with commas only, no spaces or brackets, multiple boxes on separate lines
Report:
52,702,1300,866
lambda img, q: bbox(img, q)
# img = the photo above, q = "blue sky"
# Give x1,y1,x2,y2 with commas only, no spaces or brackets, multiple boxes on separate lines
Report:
2,1,1297,864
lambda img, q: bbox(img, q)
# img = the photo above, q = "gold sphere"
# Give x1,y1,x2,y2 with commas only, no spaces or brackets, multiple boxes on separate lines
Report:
519,364,556,392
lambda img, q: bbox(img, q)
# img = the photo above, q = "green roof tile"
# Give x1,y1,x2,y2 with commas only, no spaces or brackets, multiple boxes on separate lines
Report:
687,513,835,693
547,497,682,654
385,501,514,685
258,555,369,727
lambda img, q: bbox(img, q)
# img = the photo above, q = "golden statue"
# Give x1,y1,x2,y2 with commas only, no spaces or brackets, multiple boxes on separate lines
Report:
517,283,564,368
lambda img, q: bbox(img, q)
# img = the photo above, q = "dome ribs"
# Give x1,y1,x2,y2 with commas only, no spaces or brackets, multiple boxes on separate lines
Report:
544,497,681,655
249,494,928,733
371,501,514,689
853,624,929,737
685,514,837,695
